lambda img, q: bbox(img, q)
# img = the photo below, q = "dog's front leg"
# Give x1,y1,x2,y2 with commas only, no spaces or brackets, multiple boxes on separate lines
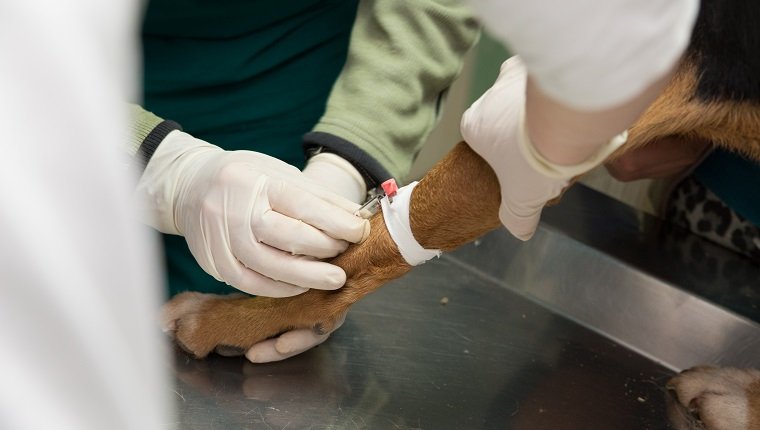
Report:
163,142,503,358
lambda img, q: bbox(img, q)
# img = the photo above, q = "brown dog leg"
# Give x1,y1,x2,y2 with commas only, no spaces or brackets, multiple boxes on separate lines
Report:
163,142,502,358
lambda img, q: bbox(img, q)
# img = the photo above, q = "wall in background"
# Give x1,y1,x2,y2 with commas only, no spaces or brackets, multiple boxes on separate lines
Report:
408,32,507,180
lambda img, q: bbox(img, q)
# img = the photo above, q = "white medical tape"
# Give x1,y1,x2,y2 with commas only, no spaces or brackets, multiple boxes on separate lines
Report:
380,181,441,266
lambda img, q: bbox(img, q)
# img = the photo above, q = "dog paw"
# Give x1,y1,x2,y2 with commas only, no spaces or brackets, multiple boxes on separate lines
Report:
162,291,349,359
161,292,224,332
666,366,760,430
161,292,247,358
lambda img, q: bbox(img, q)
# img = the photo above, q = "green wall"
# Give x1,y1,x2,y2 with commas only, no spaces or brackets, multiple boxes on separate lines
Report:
469,31,510,103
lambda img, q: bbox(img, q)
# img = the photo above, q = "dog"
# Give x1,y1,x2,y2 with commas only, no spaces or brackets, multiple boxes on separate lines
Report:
163,0,760,428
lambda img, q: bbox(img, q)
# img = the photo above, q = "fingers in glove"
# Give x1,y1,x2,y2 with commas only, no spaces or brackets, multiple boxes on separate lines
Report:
499,204,543,242
254,209,350,259
216,262,309,297
245,329,330,363
231,271,308,297
269,181,370,244
246,312,346,363
228,239,347,290
197,209,347,292
190,216,309,296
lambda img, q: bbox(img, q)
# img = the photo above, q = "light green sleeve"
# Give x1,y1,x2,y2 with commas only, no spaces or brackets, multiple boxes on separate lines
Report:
125,104,182,171
304,0,480,184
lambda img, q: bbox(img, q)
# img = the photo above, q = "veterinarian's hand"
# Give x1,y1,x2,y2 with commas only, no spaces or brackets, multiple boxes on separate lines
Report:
246,312,347,363
303,152,367,204
136,130,370,297
461,56,627,240
231,154,363,362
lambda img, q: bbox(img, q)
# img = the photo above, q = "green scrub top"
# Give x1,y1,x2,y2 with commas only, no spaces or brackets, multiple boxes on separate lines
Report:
141,0,359,296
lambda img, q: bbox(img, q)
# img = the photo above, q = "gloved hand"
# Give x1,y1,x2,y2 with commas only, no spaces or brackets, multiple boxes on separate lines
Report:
136,130,370,297
302,152,367,204
246,311,348,363
245,152,367,363
461,56,627,240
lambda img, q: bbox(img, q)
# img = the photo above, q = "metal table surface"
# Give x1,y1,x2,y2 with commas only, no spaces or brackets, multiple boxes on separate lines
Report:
170,186,759,430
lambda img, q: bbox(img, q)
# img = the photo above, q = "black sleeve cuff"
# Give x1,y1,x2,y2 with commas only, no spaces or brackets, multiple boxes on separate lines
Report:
303,131,393,189
136,120,182,173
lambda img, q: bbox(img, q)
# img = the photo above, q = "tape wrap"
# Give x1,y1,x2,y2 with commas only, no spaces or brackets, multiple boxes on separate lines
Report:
380,181,442,266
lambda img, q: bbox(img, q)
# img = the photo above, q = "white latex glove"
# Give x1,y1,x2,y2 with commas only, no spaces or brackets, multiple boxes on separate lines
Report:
136,130,370,297
461,57,626,240
303,152,367,204
245,153,367,363
246,312,347,363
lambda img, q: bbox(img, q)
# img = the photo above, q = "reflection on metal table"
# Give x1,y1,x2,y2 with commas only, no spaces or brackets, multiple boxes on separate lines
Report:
169,185,760,430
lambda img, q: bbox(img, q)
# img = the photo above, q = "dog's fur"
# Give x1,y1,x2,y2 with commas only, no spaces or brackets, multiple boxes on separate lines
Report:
164,1,760,428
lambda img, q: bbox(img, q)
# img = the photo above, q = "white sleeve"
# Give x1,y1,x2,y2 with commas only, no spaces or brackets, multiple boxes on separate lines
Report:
469,0,699,110
0,1,171,429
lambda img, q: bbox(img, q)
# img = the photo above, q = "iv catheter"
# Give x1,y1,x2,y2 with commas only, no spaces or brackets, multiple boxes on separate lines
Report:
354,179,398,218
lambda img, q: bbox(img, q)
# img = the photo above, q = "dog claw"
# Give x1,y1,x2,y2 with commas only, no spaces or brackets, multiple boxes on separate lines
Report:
313,322,326,336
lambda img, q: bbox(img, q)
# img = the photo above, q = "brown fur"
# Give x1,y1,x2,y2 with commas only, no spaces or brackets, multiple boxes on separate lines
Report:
750,379,760,430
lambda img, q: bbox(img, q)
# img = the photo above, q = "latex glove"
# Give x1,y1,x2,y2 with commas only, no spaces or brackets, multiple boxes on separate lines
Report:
303,152,367,204
244,152,366,363
136,130,370,297
461,57,627,240
246,312,347,363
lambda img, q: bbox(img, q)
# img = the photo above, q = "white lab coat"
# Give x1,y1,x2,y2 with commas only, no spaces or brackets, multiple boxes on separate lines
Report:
0,0,171,429
470,0,699,110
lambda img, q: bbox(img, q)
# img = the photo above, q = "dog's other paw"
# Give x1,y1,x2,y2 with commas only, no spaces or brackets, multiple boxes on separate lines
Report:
666,366,760,430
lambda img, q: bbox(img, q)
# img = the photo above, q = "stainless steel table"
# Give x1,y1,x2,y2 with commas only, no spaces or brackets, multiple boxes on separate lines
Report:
170,186,759,430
